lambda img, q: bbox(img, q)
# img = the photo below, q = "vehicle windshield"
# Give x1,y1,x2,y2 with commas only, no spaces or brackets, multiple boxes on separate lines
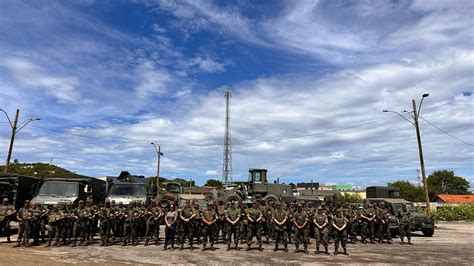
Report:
392,203,416,212
37,181,78,197
109,184,145,197
165,183,181,194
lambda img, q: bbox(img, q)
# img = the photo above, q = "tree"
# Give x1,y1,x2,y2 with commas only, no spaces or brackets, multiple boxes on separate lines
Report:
336,193,364,205
204,179,223,189
428,170,470,199
388,180,425,202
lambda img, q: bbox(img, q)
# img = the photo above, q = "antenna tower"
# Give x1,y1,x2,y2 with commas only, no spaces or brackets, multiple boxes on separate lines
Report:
222,89,233,184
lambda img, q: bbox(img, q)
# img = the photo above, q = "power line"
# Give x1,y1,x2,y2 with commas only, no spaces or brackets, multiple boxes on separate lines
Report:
27,115,399,147
419,116,473,146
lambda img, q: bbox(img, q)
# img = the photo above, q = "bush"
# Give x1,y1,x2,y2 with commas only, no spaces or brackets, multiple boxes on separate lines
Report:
431,205,474,221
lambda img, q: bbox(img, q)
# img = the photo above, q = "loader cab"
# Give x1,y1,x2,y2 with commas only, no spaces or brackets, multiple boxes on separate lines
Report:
248,169,267,184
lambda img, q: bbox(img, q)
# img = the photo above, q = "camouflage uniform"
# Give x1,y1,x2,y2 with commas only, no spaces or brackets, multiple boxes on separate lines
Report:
72,201,88,246
15,201,35,247
216,202,226,242
225,203,241,250
292,206,309,253
332,210,348,255
178,202,195,249
201,204,217,250
45,206,62,247
246,202,263,251
313,208,329,254
145,202,163,246
363,203,376,243
272,204,288,252
397,204,413,245
377,204,392,243
99,201,114,246
0,199,15,243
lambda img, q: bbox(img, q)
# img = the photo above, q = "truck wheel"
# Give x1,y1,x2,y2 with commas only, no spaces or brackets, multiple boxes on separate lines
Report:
263,194,279,207
224,193,242,204
158,199,171,209
422,228,434,237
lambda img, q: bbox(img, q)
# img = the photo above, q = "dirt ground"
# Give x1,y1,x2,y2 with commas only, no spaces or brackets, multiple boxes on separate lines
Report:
0,222,473,265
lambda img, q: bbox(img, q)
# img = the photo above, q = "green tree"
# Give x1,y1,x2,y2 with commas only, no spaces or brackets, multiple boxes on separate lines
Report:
428,170,470,199
388,180,425,202
204,179,223,189
336,193,364,205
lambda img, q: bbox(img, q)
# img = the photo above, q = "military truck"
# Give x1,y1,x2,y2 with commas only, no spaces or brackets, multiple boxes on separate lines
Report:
366,186,435,237
32,175,106,207
221,168,295,205
106,171,149,206
0,173,41,210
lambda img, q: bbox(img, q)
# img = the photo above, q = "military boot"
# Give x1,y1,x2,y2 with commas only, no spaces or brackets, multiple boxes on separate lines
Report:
407,237,413,245
7,236,11,243
324,246,329,254
284,243,288,252
144,239,149,246
246,244,251,251
211,244,215,251
334,247,338,255
13,241,21,248
294,244,299,253
258,243,263,251
315,246,320,254
179,243,184,250
343,248,349,255
202,244,206,251
46,240,51,247
400,237,404,245
273,244,278,251
304,245,308,254
227,244,231,251
234,242,238,250
79,240,84,246
71,240,76,247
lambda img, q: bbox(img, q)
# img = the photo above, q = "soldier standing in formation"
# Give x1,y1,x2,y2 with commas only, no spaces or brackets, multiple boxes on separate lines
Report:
313,207,329,254
332,209,349,255
271,202,288,252
0,198,15,243
201,202,217,251
246,201,263,251
225,201,240,250
292,204,309,253
178,200,195,250
397,203,413,245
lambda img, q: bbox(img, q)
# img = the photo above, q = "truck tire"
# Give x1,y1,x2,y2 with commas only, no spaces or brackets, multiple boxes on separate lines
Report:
263,194,279,207
158,199,171,209
224,193,242,204
422,228,434,237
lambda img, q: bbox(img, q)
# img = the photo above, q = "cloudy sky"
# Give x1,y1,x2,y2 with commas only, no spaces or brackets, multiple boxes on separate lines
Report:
0,0,473,188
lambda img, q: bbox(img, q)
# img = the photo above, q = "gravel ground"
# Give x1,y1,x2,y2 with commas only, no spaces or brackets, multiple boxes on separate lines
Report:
0,221,473,265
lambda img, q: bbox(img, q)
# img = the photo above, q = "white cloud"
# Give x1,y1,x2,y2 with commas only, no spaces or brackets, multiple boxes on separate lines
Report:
134,59,172,97
0,56,81,103
187,56,228,73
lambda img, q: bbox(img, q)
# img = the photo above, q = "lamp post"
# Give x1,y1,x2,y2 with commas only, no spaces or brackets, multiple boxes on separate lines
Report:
383,93,431,215
0,108,40,173
151,142,164,191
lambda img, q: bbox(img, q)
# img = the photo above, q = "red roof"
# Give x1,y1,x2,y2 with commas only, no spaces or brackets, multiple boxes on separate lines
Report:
435,194,474,203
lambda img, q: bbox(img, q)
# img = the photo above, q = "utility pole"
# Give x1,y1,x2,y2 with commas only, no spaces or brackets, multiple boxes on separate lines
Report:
412,99,431,216
222,89,233,185
151,142,163,191
416,169,420,188
4,109,19,173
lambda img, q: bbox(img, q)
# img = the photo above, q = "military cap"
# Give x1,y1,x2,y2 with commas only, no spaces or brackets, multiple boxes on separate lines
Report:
105,199,111,204
2,198,8,202
79,200,84,204
24,200,30,203
317,207,323,211
321,202,326,206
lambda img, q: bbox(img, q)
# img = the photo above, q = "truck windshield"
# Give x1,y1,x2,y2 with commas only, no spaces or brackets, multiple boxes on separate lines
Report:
37,181,78,197
392,203,416,212
109,184,145,196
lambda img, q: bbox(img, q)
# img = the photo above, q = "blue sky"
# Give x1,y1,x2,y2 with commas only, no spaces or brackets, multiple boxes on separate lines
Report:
0,0,473,188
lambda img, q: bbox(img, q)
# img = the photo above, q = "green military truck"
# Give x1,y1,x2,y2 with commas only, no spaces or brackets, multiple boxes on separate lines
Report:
221,168,295,205
366,186,435,237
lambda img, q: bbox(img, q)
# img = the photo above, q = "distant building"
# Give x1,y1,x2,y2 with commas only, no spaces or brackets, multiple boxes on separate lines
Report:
332,185,353,191
318,185,333,191
296,182,319,191
433,194,474,204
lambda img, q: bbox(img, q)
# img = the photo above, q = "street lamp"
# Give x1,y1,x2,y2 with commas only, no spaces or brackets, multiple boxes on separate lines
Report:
151,142,164,191
383,93,432,215
0,108,40,173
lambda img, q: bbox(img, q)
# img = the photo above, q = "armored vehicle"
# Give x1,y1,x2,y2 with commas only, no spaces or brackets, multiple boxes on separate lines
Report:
106,171,148,206
366,186,435,237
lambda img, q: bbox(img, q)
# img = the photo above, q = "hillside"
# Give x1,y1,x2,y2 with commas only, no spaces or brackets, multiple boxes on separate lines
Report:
0,162,88,178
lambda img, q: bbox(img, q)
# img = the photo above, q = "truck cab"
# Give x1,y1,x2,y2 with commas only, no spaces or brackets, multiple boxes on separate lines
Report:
106,171,148,206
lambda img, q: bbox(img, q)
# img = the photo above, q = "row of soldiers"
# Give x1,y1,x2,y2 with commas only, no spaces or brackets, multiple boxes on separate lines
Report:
2,197,413,254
